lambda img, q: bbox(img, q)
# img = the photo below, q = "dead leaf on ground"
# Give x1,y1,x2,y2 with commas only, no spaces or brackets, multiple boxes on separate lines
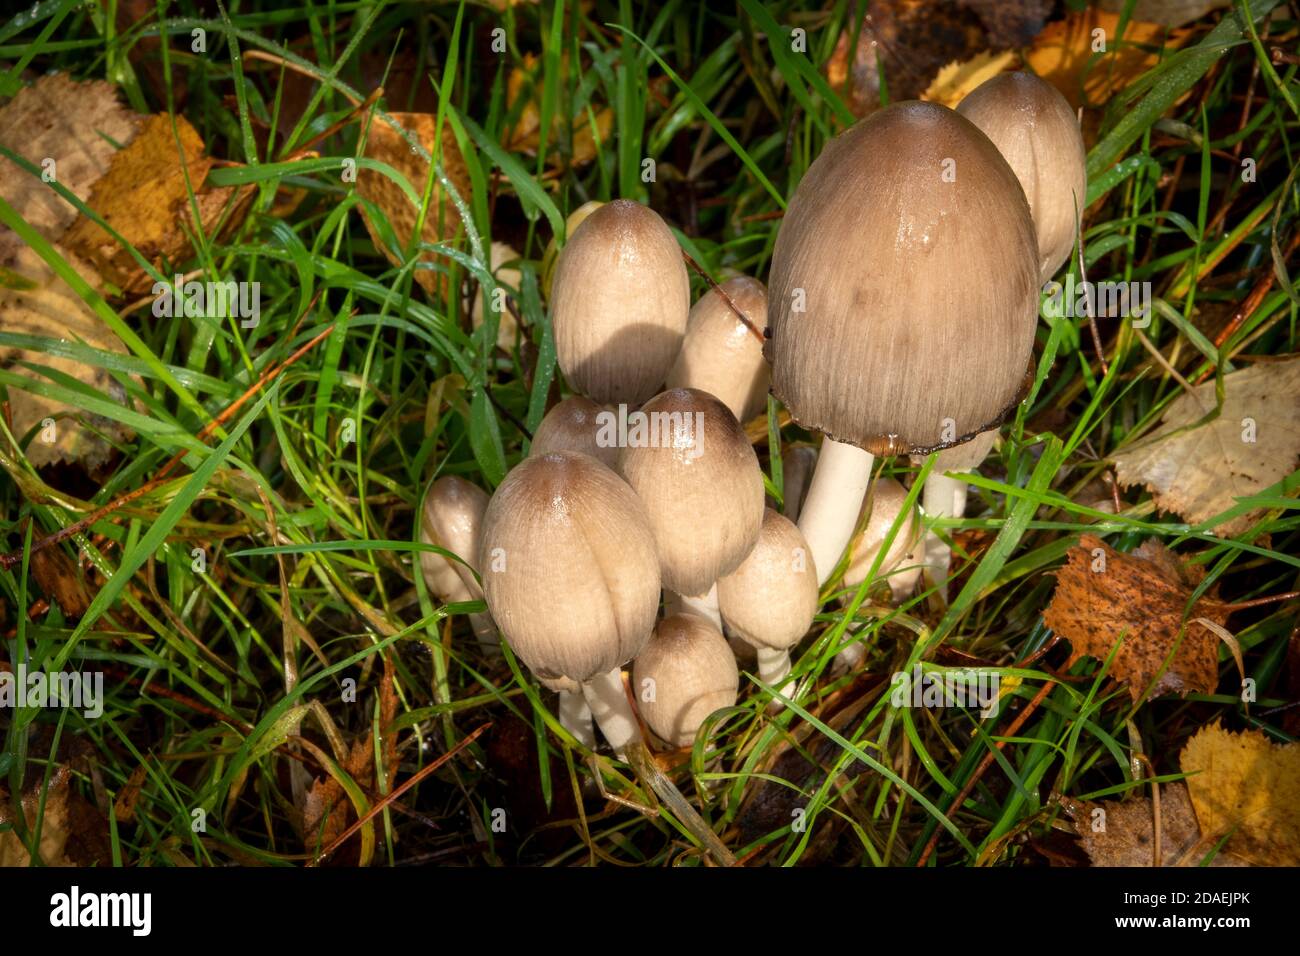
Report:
503,53,613,168
922,50,1018,108
1098,0,1232,29
29,541,93,618
1110,358,1300,536
1064,781,1239,866
1043,534,1230,702
1181,722,1300,866
1025,9,1192,109
0,764,110,867
355,112,472,298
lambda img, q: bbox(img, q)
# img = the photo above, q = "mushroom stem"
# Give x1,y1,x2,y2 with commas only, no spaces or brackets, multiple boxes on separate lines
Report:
469,611,499,647
581,667,641,755
558,688,596,750
756,646,793,689
664,584,721,630
921,471,966,600
797,439,875,586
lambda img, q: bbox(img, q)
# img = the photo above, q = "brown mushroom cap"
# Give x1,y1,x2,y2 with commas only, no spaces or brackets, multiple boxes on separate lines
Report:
471,242,523,352
530,395,619,469
717,508,820,651
844,477,921,588
550,199,690,404
665,276,770,424
923,427,998,473
617,388,765,595
478,451,661,683
632,613,739,748
420,476,490,599
766,100,1039,456
957,72,1088,283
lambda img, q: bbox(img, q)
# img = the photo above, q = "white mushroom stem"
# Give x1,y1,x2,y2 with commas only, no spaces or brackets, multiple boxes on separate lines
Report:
664,584,721,630
921,471,966,600
581,666,641,756
558,689,596,750
756,647,793,689
469,611,499,647
797,439,875,586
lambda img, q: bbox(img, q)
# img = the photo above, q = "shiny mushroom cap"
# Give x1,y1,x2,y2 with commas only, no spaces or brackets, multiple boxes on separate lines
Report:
479,451,661,683
767,100,1039,456
632,614,739,748
844,477,921,588
420,476,490,599
957,72,1088,283
550,199,690,404
718,508,820,651
617,388,765,595
530,395,619,469
666,276,770,424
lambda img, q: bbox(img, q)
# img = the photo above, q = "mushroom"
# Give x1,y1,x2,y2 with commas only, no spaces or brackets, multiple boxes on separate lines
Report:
766,101,1038,589
541,199,604,298
665,276,770,425
478,450,660,753
550,199,690,405
420,475,496,646
618,388,765,629
776,444,818,521
956,72,1088,283
717,508,819,691
632,613,739,749
912,428,998,596
470,241,523,352
529,395,619,469
539,675,596,751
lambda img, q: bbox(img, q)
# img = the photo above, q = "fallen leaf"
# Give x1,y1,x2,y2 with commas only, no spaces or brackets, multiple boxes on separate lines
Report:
355,112,472,298
1110,358,1300,536
1025,9,1192,109
0,764,109,867
1181,722,1300,866
1065,782,1244,866
922,49,1018,108
1043,534,1230,702
959,0,1051,48
1097,0,1232,29
503,54,613,167
29,541,92,618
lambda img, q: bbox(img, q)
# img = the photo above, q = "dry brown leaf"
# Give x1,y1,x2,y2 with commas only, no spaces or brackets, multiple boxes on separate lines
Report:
355,112,472,298
922,50,1018,108
1065,782,1247,866
62,113,246,295
1111,358,1300,536
1097,0,1232,29
29,541,92,618
1025,9,1192,109
503,53,613,166
1043,534,1230,702
0,764,108,867
1181,722,1300,866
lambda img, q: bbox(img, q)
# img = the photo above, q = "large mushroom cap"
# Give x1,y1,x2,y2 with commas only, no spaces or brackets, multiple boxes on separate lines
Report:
633,613,739,748
550,199,690,405
530,395,619,469
617,388,765,595
717,508,819,652
767,100,1039,456
957,72,1088,283
666,276,770,424
478,451,661,683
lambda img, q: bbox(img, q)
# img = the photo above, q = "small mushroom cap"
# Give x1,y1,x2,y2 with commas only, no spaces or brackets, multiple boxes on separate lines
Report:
479,451,661,683
550,199,690,404
420,476,490,600
665,276,770,424
530,395,619,469
632,613,739,748
718,508,820,652
471,242,523,352
777,445,818,521
957,72,1088,282
913,427,998,473
844,477,921,588
767,101,1039,455
617,388,765,595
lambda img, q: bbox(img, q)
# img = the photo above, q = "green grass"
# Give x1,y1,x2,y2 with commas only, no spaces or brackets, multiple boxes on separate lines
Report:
0,0,1297,867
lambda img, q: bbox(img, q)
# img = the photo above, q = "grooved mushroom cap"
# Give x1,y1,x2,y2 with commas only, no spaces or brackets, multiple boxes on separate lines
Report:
550,199,690,404
632,614,739,748
717,508,819,651
617,388,765,595
767,100,1039,456
420,476,490,600
665,276,770,424
918,427,998,473
844,477,921,588
530,395,619,469
957,72,1088,283
478,451,661,683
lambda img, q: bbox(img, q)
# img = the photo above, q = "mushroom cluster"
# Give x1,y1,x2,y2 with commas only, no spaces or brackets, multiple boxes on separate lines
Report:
418,73,1085,763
